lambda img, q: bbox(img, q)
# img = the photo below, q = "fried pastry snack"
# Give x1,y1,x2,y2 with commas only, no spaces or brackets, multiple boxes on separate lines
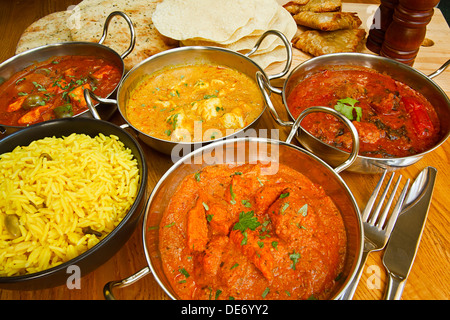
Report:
293,11,362,31
284,0,342,15
292,28,366,56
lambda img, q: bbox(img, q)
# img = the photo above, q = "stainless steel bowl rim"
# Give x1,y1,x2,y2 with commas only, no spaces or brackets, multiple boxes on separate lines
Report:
140,136,364,300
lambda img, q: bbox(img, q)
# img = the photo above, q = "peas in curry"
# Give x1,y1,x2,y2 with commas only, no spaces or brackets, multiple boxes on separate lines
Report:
126,64,264,142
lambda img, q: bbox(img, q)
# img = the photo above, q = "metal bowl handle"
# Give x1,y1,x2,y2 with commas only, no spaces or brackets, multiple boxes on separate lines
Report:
285,106,360,173
256,71,293,127
98,11,136,60
103,267,151,300
83,89,117,120
245,29,293,81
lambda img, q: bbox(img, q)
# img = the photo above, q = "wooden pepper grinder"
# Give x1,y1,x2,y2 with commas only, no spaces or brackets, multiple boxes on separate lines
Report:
366,0,399,54
380,0,439,66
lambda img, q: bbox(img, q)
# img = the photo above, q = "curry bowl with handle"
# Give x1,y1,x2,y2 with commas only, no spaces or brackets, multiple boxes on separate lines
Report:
258,53,450,174
0,117,148,290
84,30,292,160
102,107,364,300
0,11,135,136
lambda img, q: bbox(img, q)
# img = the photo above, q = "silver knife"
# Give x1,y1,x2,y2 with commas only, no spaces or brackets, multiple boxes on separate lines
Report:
382,166,437,300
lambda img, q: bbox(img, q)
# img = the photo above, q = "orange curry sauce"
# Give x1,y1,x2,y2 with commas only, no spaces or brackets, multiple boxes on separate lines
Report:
0,55,121,126
287,68,441,158
158,162,347,300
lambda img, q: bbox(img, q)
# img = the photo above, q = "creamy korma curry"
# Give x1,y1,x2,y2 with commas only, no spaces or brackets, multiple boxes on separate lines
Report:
126,64,264,142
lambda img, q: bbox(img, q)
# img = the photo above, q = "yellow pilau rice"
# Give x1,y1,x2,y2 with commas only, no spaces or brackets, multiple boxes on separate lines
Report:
0,133,140,276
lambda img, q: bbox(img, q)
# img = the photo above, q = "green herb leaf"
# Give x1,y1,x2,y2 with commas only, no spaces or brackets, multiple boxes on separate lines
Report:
233,211,260,233
280,202,289,215
279,192,290,199
179,268,190,278
166,113,180,130
241,231,248,245
257,177,264,186
298,204,308,216
262,287,270,299
289,250,301,270
229,184,236,204
334,97,362,122
241,199,252,208
164,222,175,228
271,241,278,250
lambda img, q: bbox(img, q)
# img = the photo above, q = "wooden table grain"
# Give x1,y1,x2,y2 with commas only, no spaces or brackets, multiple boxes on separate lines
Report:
0,0,448,301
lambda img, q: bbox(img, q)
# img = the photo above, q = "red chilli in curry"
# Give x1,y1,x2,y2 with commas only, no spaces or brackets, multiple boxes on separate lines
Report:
0,55,121,126
157,162,347,300
287,67,441,158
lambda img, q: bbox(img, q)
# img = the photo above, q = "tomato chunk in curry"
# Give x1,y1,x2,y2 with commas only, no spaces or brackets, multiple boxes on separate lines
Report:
0,55,121,126
126,64,264,142
158,162,347,300
287,67,441,158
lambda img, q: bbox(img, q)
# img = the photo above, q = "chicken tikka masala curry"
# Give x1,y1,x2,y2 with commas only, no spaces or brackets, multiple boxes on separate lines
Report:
158,162,347,300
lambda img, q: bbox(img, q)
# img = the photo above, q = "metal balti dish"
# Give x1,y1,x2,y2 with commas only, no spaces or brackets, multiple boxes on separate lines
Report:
85,30,292,159
102,107,364,300
258,53,450,174
0,117,148,290
0,11,136,136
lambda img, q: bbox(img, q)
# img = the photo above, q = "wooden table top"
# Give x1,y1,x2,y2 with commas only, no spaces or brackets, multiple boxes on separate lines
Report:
0,0,448,301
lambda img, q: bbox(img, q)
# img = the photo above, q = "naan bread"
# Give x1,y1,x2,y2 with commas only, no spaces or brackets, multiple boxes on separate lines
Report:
69,0,178,71
293,11,362,31
15,11,73,54
292,28,366,56
284,0,342,14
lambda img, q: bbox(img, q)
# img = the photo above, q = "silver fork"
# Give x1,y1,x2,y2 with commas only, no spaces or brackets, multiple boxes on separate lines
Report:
340,170,410,300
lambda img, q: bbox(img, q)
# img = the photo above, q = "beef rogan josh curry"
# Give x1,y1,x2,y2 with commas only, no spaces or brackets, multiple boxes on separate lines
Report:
287,67,441,158
126,64,264,142
0,55,121,127
157,162,347,300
